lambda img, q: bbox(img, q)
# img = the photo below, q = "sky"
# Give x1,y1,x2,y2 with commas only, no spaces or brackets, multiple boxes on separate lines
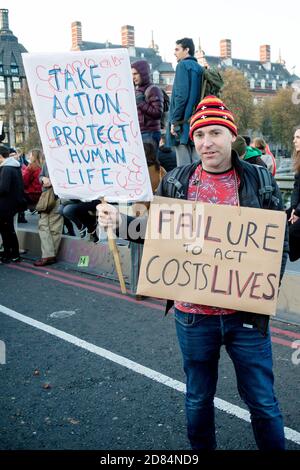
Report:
4,0,300,76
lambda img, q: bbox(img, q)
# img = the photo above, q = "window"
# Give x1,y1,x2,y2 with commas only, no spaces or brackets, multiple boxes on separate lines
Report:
0,89,5,105
261,79,265,89
272,80,276,90
0,109,5,126
250,78,255,89
10,54,19,75
29,110,36,124
14,110,23,124
153,70,160,84
12,76,21,90
15,132,24,144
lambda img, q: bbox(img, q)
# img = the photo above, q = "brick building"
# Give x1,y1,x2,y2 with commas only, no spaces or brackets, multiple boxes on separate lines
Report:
0,8,32,147
196,39,299,102
70,22,174,93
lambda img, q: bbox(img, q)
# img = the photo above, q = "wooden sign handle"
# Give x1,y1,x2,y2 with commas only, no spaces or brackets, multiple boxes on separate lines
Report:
107,226,127,294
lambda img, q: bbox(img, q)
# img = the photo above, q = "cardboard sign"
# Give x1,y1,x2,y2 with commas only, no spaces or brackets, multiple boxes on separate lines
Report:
22,49,153,203
137,196,286,315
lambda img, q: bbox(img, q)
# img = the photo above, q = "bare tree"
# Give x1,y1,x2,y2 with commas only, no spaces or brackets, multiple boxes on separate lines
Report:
4,84,41,152
221,69,257,133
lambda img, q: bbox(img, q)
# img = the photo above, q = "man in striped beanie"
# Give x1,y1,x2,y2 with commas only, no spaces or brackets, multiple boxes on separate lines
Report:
190,95,238,137
188,95,238,173
97,94,288,450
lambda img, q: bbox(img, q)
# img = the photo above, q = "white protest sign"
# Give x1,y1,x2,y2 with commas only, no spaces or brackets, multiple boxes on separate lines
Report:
22,49,153,202
137,196,286,315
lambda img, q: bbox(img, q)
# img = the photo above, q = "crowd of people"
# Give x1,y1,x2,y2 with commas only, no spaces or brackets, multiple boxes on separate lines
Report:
1,36,299,450
0,146,103,266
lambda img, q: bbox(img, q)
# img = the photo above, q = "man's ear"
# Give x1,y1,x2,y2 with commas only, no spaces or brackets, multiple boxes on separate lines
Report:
231,134,237,143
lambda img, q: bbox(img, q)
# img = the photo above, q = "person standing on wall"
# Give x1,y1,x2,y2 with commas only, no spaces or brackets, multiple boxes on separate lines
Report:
167,37,203,166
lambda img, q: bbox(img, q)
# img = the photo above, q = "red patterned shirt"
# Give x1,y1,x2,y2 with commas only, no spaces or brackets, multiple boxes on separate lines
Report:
175,165,240,315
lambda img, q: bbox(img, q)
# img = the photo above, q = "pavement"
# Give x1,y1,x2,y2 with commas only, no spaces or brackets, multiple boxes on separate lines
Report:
0,261,299,451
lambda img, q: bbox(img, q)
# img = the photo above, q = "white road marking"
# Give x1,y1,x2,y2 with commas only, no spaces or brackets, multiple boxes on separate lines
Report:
1,304,300,446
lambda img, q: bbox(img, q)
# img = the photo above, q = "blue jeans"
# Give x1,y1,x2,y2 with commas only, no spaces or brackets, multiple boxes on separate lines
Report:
174,309,285,450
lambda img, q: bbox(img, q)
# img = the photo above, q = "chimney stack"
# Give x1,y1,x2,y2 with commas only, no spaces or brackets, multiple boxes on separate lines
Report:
71,21,82,50
0,8,11,33
121,25,135,47
260,45,271,63
220,39,232,59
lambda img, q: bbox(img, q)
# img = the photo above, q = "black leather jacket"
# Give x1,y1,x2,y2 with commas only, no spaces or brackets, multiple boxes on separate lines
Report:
124,152,289,335
290,173,300,216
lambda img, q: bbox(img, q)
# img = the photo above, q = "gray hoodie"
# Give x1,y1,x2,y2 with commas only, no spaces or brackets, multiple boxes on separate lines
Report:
0,156,21,168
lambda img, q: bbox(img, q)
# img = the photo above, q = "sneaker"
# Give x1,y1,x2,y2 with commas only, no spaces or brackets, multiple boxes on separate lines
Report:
135,295,148,301
33,257,56,267
11,256,21,262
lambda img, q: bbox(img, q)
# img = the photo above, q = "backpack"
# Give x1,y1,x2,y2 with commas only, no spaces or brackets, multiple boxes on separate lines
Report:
145,84,170,130
253,164,278,209
200,68,224,100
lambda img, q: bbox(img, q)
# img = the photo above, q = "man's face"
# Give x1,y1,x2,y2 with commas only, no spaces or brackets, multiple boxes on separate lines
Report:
132,68,142,86
174,44,190,63
193,125,236,172
293,129,300,152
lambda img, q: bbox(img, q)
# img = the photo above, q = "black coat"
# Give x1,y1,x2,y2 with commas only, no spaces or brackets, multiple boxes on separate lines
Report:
0,159,26,216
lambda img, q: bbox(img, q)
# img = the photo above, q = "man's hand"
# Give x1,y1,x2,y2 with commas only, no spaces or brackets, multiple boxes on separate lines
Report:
289,209,299,224
97,203,120,230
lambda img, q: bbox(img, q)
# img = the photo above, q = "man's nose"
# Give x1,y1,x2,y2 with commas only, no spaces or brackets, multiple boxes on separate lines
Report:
202,135,213,147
